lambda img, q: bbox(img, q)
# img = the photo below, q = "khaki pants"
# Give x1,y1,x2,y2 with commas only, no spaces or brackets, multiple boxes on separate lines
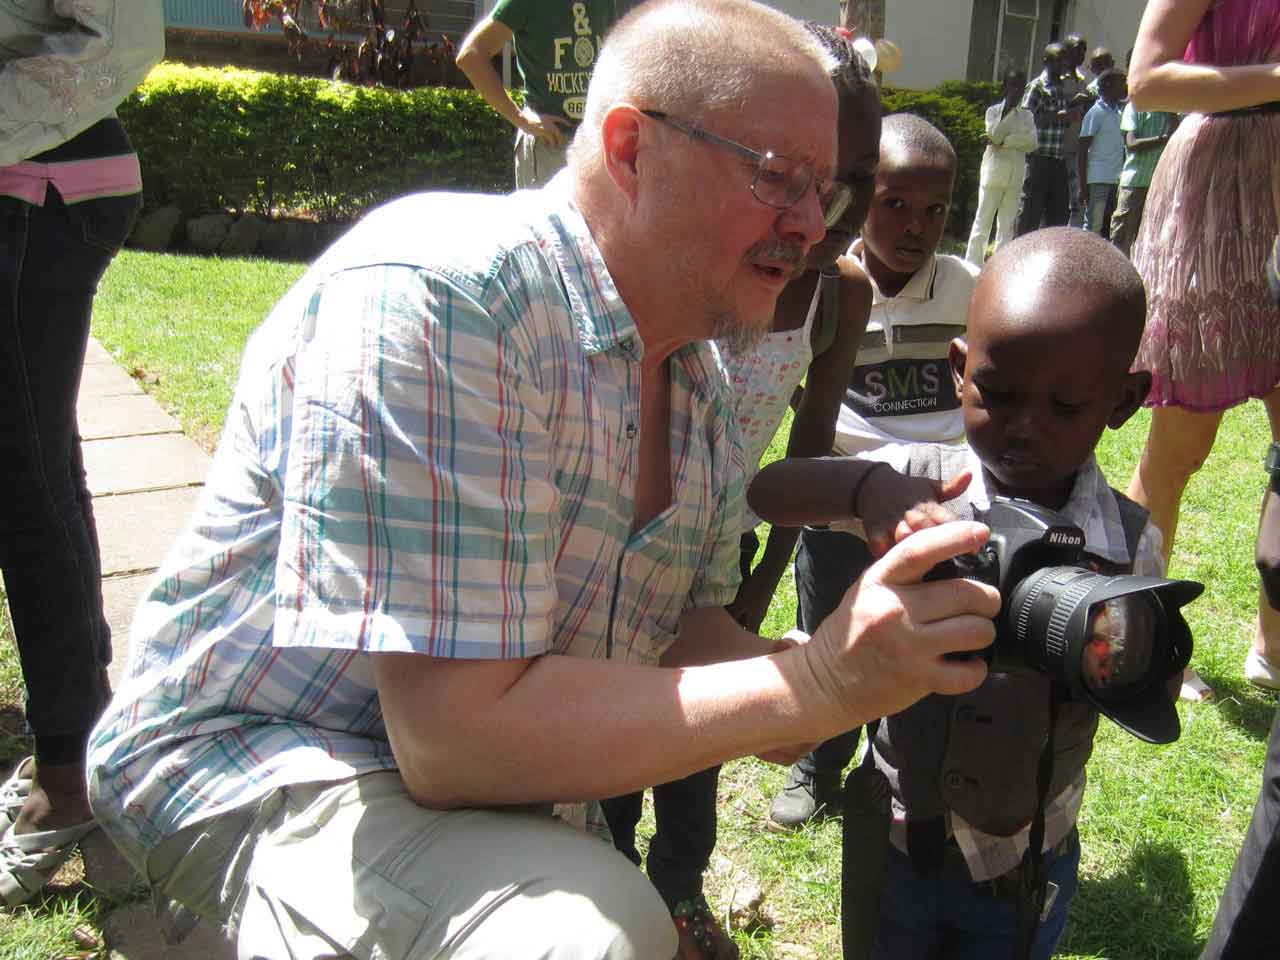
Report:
146,771,676,960
1109,186,1148,257
514,129,570,190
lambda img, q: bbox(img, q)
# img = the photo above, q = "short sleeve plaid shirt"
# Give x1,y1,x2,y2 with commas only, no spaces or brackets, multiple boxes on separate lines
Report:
1022,69,1068,158
87,182,746,869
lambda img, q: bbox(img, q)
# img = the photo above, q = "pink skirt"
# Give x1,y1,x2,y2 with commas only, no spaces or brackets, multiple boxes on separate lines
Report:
1132,109,1280,410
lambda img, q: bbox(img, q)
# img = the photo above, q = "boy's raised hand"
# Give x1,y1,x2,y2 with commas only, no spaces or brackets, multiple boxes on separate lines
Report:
858,465,973,557
800,521,998,727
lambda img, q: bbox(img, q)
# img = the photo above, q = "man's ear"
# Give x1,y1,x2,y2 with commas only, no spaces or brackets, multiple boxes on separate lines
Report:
601,104,644,206
948,336,968,400
1107,369,1152,428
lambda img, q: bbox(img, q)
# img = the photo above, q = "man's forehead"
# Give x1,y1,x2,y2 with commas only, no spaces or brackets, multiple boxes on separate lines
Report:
722,75,838,173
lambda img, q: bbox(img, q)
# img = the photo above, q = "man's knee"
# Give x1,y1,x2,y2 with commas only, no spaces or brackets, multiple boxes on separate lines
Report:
515,859,676,960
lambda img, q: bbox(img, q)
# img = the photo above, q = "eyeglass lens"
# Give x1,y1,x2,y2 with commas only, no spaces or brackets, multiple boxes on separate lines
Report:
752,155,853,228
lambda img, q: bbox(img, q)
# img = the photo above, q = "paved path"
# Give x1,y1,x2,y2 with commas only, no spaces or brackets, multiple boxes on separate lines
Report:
75,338,235,959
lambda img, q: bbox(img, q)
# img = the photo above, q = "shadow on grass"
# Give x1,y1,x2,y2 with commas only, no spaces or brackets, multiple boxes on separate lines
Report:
1058,841,1202,960
1213,686,1278,741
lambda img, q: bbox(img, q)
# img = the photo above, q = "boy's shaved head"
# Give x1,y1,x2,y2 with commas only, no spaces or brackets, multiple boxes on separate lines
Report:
974,227,1147,368
953,227,1152,507
880,113,957,174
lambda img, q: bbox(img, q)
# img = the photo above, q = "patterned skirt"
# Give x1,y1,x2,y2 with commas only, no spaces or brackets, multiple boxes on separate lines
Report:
1132,109,1280,410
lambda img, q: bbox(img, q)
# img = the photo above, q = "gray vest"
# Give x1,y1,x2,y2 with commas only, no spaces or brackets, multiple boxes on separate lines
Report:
872,444,1149,838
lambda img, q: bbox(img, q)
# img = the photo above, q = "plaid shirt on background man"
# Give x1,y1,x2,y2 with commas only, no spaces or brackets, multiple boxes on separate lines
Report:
1022,68,1068,158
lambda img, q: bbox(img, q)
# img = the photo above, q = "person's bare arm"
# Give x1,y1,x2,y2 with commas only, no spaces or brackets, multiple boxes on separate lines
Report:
456,15,569,145
1129,0,1280,113
373,521,997,809
726,259,872,631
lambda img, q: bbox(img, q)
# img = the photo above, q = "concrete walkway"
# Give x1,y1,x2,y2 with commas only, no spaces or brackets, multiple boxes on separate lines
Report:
74,338,235,959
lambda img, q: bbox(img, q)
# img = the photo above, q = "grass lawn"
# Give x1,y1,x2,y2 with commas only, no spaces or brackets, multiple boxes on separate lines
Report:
0,247,1275,958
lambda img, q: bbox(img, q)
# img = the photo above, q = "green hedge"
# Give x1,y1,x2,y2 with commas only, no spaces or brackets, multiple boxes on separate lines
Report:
880,86,988,237
120,64,994,236
120,63,515,221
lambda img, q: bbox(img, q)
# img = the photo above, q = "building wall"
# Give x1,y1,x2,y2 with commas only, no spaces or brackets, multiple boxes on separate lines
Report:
1067,0,1145,67
883,0,976,89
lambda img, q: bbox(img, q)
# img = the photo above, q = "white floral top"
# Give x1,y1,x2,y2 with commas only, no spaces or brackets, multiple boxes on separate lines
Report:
722,281,819,530
0,0,164,166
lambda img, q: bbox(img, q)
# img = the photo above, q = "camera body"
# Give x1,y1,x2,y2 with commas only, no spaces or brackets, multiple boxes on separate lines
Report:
926,498,1202,744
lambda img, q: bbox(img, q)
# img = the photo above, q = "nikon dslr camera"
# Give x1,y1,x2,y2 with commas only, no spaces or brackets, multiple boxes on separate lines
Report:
926,498,1203,744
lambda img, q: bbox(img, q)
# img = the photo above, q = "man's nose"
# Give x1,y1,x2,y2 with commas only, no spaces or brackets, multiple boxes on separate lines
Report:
776,183,828,254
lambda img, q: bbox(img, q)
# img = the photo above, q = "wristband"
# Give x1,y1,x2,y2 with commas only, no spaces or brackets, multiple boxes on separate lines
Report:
1266,442,1280,488
849,461,892,517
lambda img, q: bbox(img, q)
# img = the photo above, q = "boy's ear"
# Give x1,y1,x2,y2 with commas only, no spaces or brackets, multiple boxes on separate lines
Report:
1107,369,1152,429
948,337,967,399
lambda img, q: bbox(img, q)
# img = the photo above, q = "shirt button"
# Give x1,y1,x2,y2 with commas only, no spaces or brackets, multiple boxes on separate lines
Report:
955,706,975,723
944,771,965,790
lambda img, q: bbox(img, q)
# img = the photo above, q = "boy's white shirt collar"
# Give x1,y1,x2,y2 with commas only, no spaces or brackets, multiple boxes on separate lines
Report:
849,237,939,307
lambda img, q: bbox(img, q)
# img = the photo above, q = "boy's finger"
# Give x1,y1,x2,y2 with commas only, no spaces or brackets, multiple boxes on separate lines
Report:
934,470,972,503
871,520,991,588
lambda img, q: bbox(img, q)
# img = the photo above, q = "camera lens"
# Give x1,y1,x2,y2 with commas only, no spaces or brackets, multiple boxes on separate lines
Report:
1080,595,1159,701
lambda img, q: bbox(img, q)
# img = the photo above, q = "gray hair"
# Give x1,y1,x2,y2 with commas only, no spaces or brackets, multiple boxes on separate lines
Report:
569,0,836,172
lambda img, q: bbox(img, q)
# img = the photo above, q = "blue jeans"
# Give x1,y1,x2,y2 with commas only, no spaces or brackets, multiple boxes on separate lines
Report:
0,182,140,760
872,829,1080,960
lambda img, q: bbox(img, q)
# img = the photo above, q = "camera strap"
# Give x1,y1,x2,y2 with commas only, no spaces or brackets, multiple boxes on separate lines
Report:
1012,688,1061,960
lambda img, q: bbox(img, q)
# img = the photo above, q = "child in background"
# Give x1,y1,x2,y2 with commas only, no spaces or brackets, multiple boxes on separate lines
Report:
1109,103,1178,256
750,228,1172,959
965,69,1038,266
1078,69,1128,238
768,114,979,830
601,26,881,958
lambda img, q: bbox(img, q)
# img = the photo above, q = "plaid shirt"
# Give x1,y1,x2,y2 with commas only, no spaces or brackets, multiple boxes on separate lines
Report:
869,445,1164,882
87,182,745,870
1022,68,1069,159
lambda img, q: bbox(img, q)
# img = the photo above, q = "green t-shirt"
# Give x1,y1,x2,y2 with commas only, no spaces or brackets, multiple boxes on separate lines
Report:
1119,103,1175,190
491,0,617,123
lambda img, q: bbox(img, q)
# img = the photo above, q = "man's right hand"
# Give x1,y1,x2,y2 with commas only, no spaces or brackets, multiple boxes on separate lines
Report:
520,109,571,147
801,521,999,728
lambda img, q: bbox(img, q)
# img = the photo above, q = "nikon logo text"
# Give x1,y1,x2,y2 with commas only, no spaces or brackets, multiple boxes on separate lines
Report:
1047,531,1083,546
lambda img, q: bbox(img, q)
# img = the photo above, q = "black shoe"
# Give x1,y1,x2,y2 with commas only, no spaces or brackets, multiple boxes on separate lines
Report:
767,764,842,831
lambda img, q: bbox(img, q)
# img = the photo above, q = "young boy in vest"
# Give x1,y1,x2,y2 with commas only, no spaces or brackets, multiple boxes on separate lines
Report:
749,228,1170,958
769,113,979,829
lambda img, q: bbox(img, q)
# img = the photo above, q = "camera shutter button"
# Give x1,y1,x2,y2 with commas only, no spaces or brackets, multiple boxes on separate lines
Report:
954,705,976,723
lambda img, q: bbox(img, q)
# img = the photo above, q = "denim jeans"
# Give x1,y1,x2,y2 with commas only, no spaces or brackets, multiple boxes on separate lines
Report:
871,829,1081,960
0,184,140,759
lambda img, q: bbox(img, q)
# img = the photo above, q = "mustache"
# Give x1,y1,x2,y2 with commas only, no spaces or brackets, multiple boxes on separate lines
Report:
747,240,806,276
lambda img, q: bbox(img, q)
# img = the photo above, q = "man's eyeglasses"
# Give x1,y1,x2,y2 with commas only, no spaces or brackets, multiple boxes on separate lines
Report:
642,110,854,228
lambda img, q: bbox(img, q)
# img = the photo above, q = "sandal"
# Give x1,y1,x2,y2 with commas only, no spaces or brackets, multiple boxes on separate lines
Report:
0,818,98,907
0,758,33,836
1246,649,1280,692
671,894,740,960
1179,667,1214,703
